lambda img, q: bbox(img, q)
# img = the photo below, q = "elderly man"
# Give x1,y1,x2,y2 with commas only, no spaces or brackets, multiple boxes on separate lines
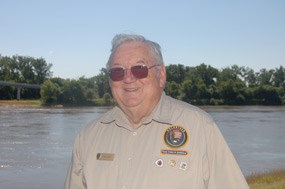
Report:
64,34,249,189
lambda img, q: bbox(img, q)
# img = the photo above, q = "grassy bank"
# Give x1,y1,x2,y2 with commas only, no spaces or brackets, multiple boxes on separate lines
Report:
0,99,114,107
0,99,41,106
247,169,285,189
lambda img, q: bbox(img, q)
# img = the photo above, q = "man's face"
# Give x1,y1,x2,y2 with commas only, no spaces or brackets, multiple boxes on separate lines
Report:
109,42,166,111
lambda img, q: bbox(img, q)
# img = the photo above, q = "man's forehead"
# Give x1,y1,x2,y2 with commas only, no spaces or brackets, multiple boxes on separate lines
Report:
115,41,150,52
112,44,153,65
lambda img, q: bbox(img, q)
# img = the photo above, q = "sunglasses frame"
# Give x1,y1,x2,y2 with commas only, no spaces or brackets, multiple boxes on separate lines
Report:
108,64,161,81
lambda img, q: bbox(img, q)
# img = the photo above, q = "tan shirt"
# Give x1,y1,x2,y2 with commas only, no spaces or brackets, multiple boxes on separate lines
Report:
64,93,249,189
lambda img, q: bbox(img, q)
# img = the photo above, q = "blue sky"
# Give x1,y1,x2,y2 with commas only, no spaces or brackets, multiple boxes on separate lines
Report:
1,0,284,79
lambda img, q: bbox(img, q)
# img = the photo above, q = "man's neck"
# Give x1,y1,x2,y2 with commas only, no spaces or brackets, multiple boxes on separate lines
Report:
121,98,160,129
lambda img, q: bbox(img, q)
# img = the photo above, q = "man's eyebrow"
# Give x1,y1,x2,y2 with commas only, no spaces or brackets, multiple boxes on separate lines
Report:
110,63,123,68
136,59,148,64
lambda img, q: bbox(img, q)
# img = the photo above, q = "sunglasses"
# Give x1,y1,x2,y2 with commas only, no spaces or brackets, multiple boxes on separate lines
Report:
108,64,161,81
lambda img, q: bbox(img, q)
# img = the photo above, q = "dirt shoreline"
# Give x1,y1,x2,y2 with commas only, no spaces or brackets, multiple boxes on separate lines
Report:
0,100,42,107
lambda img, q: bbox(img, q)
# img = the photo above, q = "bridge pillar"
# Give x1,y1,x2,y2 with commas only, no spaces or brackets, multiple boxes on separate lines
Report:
17,86,21,100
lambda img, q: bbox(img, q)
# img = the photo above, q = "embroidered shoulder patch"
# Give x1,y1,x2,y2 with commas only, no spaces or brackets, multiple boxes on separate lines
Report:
163,126,188,148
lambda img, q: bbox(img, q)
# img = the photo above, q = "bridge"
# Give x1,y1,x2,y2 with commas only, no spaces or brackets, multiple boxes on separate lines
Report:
0,81,41,100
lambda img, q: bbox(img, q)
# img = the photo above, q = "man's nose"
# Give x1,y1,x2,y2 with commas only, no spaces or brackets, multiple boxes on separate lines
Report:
123,69,136,83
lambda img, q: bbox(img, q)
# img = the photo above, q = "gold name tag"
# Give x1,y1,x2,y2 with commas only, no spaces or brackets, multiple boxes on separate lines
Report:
96,153,115,161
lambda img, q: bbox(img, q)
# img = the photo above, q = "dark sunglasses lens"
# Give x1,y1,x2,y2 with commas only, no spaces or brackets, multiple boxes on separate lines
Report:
109,68,125,81
131,65,148,79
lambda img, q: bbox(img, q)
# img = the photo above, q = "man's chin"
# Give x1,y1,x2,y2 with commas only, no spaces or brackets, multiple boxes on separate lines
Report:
121,100,142,109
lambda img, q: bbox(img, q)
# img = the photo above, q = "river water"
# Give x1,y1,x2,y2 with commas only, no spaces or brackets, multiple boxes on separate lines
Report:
0,105,284,189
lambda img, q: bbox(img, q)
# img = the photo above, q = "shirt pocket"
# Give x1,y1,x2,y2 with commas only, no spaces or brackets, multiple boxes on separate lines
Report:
83,151,118,188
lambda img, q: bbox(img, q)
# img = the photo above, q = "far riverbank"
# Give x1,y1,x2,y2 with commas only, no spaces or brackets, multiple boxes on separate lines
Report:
0,100,41,107
1,99,285,108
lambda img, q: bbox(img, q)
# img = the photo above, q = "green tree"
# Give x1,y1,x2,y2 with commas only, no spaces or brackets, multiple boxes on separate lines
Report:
193,63,219,86
103,93,112,106
165,81,181,99
78,76,97,101
94,68,110,98
0,55,52,99
220,80,238,103
40,80,60,105
50,77,66,88
257,68,274,85
253,85,282,105
32,57,52,84
219,79,246,105
17,56,35,83
218,65,241,82
166,64,186,83
181,79,198,103
61,80,86,105
0,55,52,84
272,66,285,87
0,55,20,81
208,84,221,99
242,67,257,87
196,80,211,99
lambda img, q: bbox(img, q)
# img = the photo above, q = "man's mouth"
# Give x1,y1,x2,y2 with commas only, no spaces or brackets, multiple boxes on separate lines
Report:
124,87,139,92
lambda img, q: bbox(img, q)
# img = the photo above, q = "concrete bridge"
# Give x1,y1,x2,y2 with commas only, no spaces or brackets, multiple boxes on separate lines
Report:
0,81,41,100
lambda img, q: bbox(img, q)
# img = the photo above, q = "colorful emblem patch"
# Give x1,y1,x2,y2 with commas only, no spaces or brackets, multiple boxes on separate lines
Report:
164,126,188,148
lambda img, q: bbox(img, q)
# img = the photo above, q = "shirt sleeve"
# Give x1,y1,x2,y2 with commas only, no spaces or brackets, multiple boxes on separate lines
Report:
204,120,249,189
64,133,86,189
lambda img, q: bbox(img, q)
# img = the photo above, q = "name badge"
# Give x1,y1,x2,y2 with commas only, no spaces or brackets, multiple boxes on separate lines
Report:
96,153,115,161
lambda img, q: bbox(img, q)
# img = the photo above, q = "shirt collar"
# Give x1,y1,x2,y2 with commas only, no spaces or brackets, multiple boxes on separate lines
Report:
100,92,173,128
151,92,172,125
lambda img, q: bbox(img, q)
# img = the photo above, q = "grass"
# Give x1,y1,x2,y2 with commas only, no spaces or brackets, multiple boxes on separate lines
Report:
247,169,285,189
0,99,42,106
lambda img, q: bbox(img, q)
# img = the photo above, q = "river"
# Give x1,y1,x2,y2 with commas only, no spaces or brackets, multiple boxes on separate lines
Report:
0,105,284,189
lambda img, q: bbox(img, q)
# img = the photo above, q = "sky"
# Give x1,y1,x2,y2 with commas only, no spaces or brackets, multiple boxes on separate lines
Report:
1,0,285,79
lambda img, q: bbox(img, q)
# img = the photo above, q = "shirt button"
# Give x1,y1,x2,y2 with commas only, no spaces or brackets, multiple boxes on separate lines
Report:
133,132,137,136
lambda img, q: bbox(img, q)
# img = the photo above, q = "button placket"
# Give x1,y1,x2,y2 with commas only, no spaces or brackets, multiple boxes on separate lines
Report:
122,129,138,188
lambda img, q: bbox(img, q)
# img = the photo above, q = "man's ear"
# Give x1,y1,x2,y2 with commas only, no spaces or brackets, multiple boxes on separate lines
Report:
159,64,167,88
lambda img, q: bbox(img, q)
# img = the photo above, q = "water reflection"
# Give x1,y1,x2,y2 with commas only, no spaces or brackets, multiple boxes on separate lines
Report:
0,105,284,189
204,106,285,176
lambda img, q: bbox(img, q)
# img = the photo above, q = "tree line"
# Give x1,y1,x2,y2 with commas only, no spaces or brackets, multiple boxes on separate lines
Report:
0,55,52,99
165,64,284,105
1,55,284,105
